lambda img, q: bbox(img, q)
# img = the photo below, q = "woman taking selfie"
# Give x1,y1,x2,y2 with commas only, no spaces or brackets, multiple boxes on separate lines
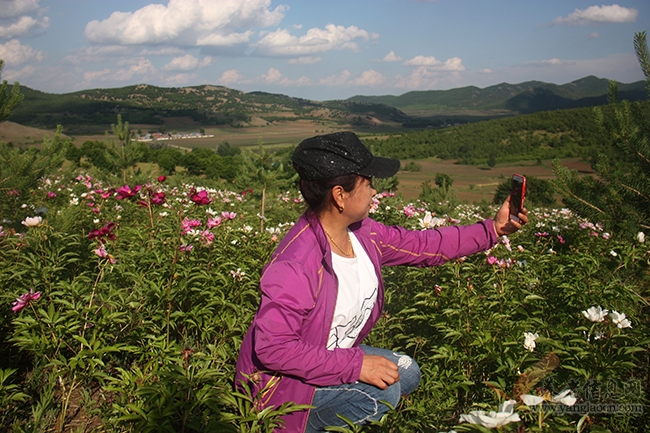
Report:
235,131,528,432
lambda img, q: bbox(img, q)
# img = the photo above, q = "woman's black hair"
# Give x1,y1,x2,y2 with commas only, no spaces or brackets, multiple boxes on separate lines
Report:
299,173,359,213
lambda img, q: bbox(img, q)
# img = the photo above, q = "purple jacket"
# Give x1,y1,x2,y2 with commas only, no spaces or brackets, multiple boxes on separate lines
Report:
235,211,498,432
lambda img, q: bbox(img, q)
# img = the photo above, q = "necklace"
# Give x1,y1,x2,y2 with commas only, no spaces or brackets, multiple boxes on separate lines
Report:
323,229,353,257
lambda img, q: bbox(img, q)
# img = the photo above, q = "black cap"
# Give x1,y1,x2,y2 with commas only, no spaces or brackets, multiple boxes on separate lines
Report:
292,132,400,181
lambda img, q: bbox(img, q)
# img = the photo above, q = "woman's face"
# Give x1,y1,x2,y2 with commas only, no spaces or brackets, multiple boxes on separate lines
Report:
344,176,377,222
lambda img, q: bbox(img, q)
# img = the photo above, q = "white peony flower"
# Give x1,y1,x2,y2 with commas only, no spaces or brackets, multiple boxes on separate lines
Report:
582,305,609,322
551,389,577,406
523,332,539,352
521,394,545,406
460,400,520,428
637,232,645,243
21,216,42,227
418,211,446,229
609,311,632,329
522,389,577,407
609,250,618,257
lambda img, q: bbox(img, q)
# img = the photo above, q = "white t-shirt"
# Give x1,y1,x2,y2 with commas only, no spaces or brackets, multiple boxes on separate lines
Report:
327,231,378,350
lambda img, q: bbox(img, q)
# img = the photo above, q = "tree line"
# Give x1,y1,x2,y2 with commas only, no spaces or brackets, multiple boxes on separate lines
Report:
363,104,647,165
1,30,649,235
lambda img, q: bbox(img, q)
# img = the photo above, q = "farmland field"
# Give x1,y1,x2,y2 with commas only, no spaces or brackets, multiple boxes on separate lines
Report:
0,118,597,204
396,157,595,202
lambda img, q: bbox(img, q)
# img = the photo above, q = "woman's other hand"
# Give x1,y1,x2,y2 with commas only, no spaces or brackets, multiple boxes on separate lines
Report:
359,354,399,390
494,195,529,236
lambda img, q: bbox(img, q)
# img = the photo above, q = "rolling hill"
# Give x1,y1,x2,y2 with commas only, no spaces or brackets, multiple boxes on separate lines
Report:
7,84,410,134
347,75,646,114
5,75,646,135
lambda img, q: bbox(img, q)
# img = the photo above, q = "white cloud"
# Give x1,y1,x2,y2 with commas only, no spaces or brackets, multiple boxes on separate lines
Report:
162,54,212,71
2,63,37,82
354,70,385,86
404,55,441,66
84,0,286,47
219,69,244,85
479,68,493,74
261,67,283,83
589,32,600,39
0,0,40,19
82,57,156,85
63,45,134,65
0,13,49,38
551,5,638,26
288,56,321,65
404,55,464,71
0,39,43,66
83,68,112,82
439,57,464,71
140,47,185,56
382,51,402,62
524,58,567,67
395,65,463,90
165,72,198,86
395,66,433,88
319,70,352,86
253,69,313,87
293,76,312,86
255,24,378,56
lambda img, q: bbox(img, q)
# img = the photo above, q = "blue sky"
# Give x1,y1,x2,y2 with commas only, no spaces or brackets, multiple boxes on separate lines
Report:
0,0,648,101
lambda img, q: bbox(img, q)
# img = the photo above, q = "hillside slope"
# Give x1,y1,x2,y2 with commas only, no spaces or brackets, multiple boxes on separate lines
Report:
347,76,646,114
8,84,410,132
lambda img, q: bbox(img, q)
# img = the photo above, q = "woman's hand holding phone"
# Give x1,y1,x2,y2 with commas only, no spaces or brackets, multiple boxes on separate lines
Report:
494,174,528,236
509,174,526,223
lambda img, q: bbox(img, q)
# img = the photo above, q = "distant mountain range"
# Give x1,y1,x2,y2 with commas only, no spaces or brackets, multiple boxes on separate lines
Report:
7,75,646,133
347,75,646,114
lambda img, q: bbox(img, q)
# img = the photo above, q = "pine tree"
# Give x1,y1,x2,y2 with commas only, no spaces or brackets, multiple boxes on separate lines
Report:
106,114,147,183
0,59,24,122
553,31,650,235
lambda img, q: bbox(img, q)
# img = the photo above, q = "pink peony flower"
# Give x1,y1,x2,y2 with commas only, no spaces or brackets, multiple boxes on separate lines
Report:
94,245,109,258
116,185,142,200
47,191,57,199
99,188,115,199
12,289,42,313
158,175,167,183
151,191,166,205
486,255,499,265
88,222,116,243
207,217,222,228
201,230,215,246
221,211,237,220
189,188,211,205
181,218,202,234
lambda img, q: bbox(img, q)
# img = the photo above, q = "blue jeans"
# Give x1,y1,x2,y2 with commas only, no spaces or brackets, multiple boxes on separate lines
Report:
305,345,421,432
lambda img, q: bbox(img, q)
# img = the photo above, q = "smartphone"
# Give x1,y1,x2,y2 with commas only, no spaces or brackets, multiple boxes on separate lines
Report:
509,174,526,222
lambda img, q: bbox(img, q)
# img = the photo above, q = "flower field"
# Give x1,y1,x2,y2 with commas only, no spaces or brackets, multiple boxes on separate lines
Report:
1,173,648,432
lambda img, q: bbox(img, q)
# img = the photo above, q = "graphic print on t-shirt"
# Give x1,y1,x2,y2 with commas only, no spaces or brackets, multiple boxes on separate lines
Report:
327,286,377,350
